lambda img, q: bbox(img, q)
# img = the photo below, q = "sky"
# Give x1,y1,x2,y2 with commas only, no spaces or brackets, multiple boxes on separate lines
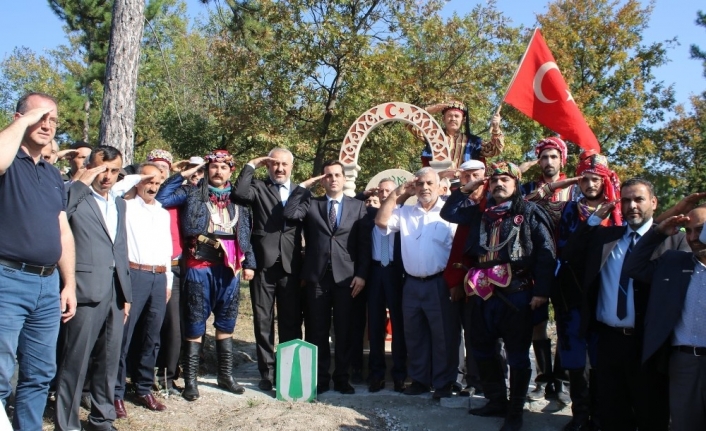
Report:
1,0,704,107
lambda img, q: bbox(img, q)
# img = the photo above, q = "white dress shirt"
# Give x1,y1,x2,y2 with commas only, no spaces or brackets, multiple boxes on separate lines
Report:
126,196,174,289
383,197,456,277
90,186,119,242
277,179,292,206
595,219,653,328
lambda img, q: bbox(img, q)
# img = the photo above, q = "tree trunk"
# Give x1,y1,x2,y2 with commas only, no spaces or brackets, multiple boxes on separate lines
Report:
83,95,90,143
98,0,146,165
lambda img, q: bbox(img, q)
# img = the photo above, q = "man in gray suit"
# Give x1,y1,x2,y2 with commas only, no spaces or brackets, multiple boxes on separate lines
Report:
54,145,132,431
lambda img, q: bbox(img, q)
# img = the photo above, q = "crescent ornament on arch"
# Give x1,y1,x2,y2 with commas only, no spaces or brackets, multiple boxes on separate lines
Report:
533,61,560,104
384,103,397,118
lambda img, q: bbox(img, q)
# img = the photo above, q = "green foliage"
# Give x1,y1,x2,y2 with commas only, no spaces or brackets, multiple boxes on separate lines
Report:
1,0,699,202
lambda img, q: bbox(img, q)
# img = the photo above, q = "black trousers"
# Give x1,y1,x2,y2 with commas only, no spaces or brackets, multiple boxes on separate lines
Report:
156,264,182,386
595,324,669,431
251,260,303,380
367,264,406,382
669,349,706,431
305,270,354,385
349,284,367,373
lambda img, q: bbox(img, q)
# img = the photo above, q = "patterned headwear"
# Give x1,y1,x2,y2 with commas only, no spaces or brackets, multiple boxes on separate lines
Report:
535,136,567,166
147,149,173,168
205,149,235,171
575,150,622,225
441,100,467,115
490,161,522,182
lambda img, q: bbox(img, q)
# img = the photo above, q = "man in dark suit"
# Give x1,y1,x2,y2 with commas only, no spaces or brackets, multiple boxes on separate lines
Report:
54,145,132,431
563,178,689,431
625,203,706,431
301,160,371,395
232,148,321,391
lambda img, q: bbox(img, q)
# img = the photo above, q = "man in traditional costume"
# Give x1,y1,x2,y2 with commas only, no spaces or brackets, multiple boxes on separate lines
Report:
410,101,504,169
521,137,576,404
156,149,256,401
526,151,622,430
441,162,555,431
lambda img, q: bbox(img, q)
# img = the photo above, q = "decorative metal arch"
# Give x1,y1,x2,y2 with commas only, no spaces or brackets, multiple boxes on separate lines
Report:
338,102,452,195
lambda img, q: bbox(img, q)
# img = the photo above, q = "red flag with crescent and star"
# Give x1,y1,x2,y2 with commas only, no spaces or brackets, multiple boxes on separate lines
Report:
503,29,600,153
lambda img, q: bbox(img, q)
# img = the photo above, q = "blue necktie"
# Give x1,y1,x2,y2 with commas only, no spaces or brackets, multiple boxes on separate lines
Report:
329,200,338,232
380,234,390,266
617,232,638,320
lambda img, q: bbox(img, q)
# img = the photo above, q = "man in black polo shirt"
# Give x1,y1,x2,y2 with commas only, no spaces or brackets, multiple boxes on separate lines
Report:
0,92,76,430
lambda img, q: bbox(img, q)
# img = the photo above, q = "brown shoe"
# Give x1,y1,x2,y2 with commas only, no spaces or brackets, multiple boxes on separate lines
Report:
114,399,128,419
135,393,167,411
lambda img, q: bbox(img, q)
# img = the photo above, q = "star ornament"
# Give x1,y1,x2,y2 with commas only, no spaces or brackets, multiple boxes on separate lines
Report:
565,89,575,103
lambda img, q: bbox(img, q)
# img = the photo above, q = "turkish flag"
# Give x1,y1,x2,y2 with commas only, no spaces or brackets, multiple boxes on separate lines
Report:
504,29,600,153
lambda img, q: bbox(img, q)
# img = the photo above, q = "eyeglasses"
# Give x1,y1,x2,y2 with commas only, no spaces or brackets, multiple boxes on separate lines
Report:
42,117,59,128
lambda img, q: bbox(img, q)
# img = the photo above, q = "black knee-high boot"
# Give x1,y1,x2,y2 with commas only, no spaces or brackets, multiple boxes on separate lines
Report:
562,368,590,430
501,367,532,431
182,341,201,401
469,359,508,417
216,338,245,394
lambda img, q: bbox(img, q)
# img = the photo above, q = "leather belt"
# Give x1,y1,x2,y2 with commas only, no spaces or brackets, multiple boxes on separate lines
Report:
129,262,167,274
674,345,706,357
0,258,56,277
406,271,443,281
602,324,634,336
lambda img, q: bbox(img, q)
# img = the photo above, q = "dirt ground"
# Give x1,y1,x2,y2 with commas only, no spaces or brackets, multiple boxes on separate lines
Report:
38,285,571,431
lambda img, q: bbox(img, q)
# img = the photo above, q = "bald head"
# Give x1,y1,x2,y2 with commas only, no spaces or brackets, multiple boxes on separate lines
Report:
686,207,706,260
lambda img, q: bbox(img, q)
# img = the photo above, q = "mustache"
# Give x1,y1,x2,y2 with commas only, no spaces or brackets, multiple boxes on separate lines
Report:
493,186,506,192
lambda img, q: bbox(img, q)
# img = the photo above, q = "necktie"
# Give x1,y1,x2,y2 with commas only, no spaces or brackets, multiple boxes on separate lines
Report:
278,184,287,206
380,234,390,266
329,200,338,231
617,232,638,320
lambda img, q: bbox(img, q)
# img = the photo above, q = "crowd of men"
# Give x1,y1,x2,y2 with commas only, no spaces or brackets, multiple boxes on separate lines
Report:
1,92,706,431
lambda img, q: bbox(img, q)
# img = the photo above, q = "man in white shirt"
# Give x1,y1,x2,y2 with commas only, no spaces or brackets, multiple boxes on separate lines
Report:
113,163,172,417
375,167,457,399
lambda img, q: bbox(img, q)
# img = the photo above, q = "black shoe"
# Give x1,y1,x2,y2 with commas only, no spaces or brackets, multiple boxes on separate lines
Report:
469,400,508,417
403,381,430,396
432,383,453,399
563,417,591,431
258,379,273,391
368,378,385,393
334,382,355,394
546,381,571,405
351,369,364,385
527,382,546,401
82,426,118,431
316,383,330,395
393,380,406,393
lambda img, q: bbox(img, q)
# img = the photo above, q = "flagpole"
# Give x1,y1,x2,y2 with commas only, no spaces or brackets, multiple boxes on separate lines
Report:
494,27,540,116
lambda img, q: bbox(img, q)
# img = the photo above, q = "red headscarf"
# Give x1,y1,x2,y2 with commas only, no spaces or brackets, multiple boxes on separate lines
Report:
535,136,567,166
575,150,622,225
